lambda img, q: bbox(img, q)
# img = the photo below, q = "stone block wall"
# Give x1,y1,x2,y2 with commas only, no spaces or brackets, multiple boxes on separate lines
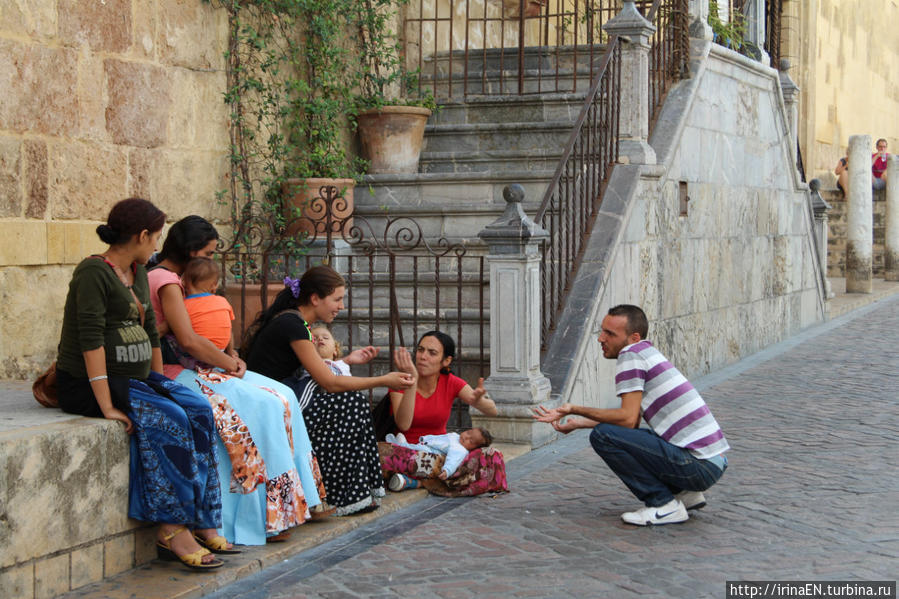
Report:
0,413,153,599
824,188,887,277
0,1,231,379
557,42,826,410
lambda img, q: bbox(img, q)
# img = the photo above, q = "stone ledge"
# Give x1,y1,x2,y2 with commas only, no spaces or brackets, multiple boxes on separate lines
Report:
0,381,152,599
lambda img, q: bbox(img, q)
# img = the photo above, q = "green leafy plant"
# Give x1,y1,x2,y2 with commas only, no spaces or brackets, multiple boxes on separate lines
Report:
708,0,746,51
351,0,436,110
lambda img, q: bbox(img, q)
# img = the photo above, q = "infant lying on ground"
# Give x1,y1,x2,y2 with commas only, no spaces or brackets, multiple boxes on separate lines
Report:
385,427,493,490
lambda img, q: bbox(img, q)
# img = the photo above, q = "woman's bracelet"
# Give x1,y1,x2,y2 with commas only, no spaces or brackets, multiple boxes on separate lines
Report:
89,374,108,382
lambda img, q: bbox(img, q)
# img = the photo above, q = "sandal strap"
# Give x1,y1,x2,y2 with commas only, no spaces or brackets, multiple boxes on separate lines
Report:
160,526,188,543
195,533,230,551
178,547,213,567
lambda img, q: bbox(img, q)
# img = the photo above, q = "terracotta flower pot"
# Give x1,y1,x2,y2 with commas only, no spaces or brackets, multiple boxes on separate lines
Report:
357,105,432,174
224,282,281,347
281,177,355,240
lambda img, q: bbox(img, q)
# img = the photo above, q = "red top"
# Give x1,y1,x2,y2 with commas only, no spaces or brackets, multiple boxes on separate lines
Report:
872,153,889,179
393,373,467,444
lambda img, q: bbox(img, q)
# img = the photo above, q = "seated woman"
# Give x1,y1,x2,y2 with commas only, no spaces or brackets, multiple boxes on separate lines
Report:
381,331,504,495
390,331,498,443
148,216,325,545
243,265,415,515
55,199,226,570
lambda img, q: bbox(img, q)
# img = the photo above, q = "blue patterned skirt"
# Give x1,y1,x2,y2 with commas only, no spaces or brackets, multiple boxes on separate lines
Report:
127,371,222,528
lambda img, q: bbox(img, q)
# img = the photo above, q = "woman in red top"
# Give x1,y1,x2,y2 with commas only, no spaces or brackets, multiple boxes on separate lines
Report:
390,331,498,443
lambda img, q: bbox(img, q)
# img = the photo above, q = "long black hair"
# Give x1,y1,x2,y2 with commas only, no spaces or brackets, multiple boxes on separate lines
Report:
418,330,456,374
241,265,346,358
154,215,219,267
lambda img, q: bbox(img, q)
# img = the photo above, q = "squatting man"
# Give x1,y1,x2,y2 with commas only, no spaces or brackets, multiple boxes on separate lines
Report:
533,305,729,525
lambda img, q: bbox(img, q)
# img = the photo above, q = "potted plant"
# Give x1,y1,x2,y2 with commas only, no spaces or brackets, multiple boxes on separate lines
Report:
352,0,437,174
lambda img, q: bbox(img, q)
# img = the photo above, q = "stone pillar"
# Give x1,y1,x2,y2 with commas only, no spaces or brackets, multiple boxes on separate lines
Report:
808,179,833,298
778,60,799,168
885,156,899,281
602,1,656,165
476,184,552,447
744,0,771,63
846,135,873,293
687,0,713,40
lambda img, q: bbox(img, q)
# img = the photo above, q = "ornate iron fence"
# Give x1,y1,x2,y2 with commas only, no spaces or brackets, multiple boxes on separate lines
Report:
404,0,657,99
217,185,487,429
648,0,689,130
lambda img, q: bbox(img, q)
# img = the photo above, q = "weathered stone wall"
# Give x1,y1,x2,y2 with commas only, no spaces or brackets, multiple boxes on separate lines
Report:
0,1,231,379
560,42,825,410
825,188,887,277
782,0,899,185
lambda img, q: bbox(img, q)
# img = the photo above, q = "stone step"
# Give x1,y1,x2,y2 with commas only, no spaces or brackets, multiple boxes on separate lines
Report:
355,171,549,239
422,120,575,154
429,92,587,126
423,44,610,77
421,66,598,96
420,148,563,173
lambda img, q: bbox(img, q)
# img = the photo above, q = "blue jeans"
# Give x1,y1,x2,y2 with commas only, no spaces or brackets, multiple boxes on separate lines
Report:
589,424,726,508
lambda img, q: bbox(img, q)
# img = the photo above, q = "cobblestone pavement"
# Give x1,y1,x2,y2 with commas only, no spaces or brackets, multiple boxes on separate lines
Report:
208,297,899,599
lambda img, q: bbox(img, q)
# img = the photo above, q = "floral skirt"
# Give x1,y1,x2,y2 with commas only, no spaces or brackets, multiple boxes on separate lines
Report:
127,372,222,528
288,383,385,515
175,368,324,545
378,442,510,497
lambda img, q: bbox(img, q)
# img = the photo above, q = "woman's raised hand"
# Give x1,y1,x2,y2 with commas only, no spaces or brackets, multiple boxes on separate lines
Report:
471,377,487,402
393,347,418,380
345,345,379,365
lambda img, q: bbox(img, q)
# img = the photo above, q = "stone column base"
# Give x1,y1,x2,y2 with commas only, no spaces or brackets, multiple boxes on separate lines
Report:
471,411,557,448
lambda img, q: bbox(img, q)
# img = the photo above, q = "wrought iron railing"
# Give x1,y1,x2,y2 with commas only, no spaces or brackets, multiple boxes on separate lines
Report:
217,186,487,429
404,0,646,99
534,39,620,350
648,0,689,129
534,0,687,352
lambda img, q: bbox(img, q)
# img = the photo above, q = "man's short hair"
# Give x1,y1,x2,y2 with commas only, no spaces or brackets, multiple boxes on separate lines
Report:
607,304,649,339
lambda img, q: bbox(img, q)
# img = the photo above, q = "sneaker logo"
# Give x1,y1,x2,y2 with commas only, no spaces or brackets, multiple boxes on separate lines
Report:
654,509,676,519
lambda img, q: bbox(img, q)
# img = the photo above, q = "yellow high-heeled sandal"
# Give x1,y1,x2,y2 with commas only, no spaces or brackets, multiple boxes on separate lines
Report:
157,526,224,570
193,532,241,554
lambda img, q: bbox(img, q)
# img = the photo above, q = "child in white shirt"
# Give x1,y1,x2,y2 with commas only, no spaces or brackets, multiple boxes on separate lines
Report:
386,427,493,490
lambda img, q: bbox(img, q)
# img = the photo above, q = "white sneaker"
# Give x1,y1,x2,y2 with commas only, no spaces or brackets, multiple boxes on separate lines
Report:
621,499,688,526
676,490,706,511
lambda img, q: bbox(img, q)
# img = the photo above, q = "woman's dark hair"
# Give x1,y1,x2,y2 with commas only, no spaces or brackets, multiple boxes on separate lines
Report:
96,198,165,245
419,330,456,374
241,265,346,358
155,215,219,267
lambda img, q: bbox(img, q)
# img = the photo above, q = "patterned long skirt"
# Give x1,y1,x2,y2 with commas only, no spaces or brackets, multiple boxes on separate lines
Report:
127,372,222,528
173,368,325,545
295,385,385,515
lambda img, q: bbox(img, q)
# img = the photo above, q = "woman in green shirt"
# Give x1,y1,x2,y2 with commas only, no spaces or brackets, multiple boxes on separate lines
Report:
56,199,228,570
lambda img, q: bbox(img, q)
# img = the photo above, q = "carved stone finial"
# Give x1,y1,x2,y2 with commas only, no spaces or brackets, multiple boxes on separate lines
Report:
504,183,525,204
779,58,791,71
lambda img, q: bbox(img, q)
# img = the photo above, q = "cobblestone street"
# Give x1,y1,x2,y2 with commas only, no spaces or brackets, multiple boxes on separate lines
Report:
208,297,899,599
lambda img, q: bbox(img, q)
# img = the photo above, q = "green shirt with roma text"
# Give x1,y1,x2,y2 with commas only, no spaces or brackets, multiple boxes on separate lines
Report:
56,258,160,380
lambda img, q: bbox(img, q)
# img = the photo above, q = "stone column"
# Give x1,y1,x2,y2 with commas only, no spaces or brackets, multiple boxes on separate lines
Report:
687,0,713,40
744,0,771,63
846,135,873,293
602,1,656,165
808,179,833,298
885,156,899,281
475,184,552,447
